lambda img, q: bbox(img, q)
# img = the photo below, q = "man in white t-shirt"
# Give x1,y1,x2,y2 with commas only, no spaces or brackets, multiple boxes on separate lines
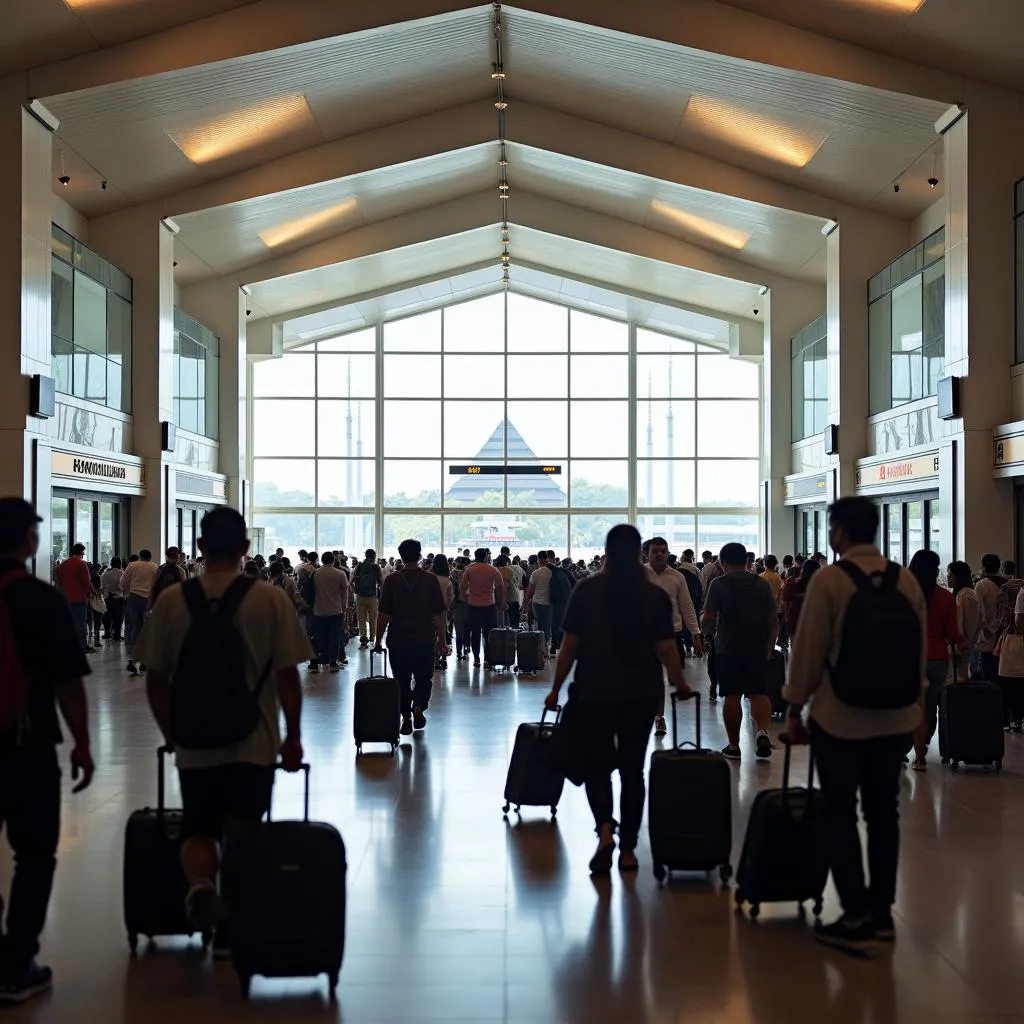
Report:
525,551,553,653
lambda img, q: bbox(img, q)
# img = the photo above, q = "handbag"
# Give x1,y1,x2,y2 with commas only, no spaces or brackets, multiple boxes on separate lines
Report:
89,592,107,615
997,630,1024,678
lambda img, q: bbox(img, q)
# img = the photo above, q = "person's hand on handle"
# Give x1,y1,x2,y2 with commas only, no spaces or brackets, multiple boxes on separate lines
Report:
70,745,95,793
692,635,706,656
674,682,696,700
786,712,810,746
544,687,560,711
280,734,304,772
372,644,384,654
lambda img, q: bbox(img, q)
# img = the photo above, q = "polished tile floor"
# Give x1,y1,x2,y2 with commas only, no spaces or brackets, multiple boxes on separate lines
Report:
4,641,1024,1023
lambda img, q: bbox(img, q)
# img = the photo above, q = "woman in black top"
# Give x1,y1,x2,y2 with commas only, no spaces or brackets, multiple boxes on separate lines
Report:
545,524,694,875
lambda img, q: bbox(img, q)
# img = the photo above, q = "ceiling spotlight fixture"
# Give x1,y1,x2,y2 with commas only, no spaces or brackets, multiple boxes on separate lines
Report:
491,68,506,80
927,151,939,189
58,175,70,188
928,176,938,189
492,3,511,286
894,181,901,193
495,100,508,110
499,182,509,191
100,180,107,191
499,158,508,167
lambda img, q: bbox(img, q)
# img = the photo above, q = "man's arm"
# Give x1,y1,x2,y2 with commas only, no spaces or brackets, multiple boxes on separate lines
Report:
656,638,692,695
373,612,390,649
55,677,94,792
433,612,448,651
145,669,173,747
545,633,579,707
276,666,303,771
119,564,131,597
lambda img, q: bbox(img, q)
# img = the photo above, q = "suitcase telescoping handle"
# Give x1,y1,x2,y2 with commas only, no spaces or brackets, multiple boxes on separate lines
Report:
778,733,815,792
156,744,173,816
540,704,561,726
670,690,700,751
267,762,311,823
370,648,389,677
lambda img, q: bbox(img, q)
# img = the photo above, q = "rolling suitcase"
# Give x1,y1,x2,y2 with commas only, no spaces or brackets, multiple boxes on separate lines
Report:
515,630,546,675
648,693,733,884
767,649,787,719
232,764,346,1000
354,650,400,754
486,626,517,670
734,737,827,919
123,746,209,954
502,705,565,819
939,680,1004,771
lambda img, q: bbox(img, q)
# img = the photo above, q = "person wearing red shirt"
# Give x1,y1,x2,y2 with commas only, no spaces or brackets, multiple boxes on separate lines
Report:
907,549,962,771
57,543,95,652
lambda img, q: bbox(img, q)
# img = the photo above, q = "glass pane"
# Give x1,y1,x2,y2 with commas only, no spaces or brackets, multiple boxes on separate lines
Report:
444,402,505,458
570,461,629,508
317,327,375,351
891,275,923,406
507,469,566,509
99,502,114,565
570,310,627,352
72,348,88,399
52,260,74,341
180,509,195,560
697,400,759,457
384,461,441,507
252,353,314,397
887,504,902,566
507,294,567,351
73,272,107,355
928,499,942,565
384,401,441,457
906,501,924,560
444,355,504,397
506,402,567,459
697,355,760,398
317,400,376,457
570,514,623,559
106,359,122,413
317,353,376,397
384,353,441,397
443,294,505,352
85,352,107,404
636,401,696,458
383,310,441,351
636,328,697,353
252,459,315,507
445,463,507,508
252,513,315,564
636,513,697,555
51,496,70,566
507,355,568,398
636,354,696,398
696,513,759,555
76,501,94,561
52,337,73,394
636,460,696,508
570,355,628,397
791,345,805,441
696,460,760,507
317,514,376,553
317,460,376,507
383,514,442,553
252,400,315,456
570,402,627,458
499,514,567,556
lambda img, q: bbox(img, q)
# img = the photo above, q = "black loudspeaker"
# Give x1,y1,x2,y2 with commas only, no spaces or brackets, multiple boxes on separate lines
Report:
29,375,55,419
823,423,838,455
161,421,177,453
937,376,961,420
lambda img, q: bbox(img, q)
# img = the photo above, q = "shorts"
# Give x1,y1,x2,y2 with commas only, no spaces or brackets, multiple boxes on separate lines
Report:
714,653,768,698
179,762,275,840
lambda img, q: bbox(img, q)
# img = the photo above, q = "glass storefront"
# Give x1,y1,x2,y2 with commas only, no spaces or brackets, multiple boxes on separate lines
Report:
176,502,216,559
52,490,128,573
874,493,941,566
796,505,828,558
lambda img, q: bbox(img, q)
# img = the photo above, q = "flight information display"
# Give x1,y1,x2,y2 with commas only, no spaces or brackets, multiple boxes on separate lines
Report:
448,465,562,475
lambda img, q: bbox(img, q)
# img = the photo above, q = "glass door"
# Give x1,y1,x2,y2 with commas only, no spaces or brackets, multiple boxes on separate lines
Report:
887,504,903,566
906,500,924,559
52,496,70,578
99,501,116,566
75,501,94,564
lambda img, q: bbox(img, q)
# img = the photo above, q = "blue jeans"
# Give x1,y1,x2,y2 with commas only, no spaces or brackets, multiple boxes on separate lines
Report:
534,603,552,645
67,602,88,651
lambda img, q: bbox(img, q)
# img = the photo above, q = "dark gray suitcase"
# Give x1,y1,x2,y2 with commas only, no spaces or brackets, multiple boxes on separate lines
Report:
515,630,546,674
939,680,1004,771
122,747,210,954
734,738,827,919
232,765,346,1000
486,627,517,670
648,693,733,884
354,650,400,754
503,706,564,818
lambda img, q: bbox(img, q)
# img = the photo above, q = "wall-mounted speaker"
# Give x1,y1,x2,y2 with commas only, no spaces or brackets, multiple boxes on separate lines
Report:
29,375,55,419
937,376,961,420
161,421,177,453
823,423,839,456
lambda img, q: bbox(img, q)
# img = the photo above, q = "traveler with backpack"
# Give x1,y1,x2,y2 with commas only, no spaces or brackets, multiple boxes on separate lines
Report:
101,557,125,641
374,539,448,735
150,546,186,610
120,549,158,676
311,551,349,673
268,560,299,609
548,551,573,654
975,553,1008,682
134,507,310,959
779,558,821,642
785,498,927,953
701,543,778,761
56,543,94,653
352,549,382,649
296,551,319,643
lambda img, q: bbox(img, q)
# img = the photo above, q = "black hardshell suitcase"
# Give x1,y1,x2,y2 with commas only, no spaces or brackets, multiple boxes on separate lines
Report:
354,650,400,754
648,693,733,884
233,765,346,1000
515,630,546,674
486,626,517,670
767,649,788,719
734,737,827,919
939,680,1004,771
123,746,209,954
503,706,565,818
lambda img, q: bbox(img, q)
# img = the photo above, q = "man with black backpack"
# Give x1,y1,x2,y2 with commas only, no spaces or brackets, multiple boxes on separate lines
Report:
135,507,311,959
547,550,573,656
784,497,927,954
150,546,186,610
352,548,382,649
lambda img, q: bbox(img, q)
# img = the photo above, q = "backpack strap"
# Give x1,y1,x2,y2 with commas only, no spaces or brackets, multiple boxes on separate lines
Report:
881,561,902,588
181,577,210,621
836,561,870,589
0,569,29,597
213,575,257,620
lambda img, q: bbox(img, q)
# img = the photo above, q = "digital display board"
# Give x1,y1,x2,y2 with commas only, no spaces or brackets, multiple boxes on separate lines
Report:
448,465,561,475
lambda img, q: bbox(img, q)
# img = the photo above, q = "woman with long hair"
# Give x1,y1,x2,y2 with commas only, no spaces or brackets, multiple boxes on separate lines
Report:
780,557,820,643
431,554,454,669
908,550,962,770
947,561,982,680
545,524,693,876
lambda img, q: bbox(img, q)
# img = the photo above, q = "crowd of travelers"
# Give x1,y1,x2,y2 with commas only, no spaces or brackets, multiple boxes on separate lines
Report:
3,492,1023,1004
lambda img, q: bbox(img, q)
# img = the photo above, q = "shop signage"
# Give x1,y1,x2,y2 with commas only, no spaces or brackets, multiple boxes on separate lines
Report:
994,435,1024,468
857,454,939,488
783,474,827,502
52,452,145,488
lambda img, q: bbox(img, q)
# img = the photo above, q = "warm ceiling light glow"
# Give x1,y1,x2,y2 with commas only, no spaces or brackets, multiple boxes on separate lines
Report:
168,94,313,165
63,0,130,8
841,0,926,10
258,199,358,248
683,95,828,169
650,200,750,250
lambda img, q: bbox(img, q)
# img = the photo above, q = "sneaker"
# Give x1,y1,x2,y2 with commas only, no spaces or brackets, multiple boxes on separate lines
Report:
755,731,773,759
654,715,667,737
340,657,349,667
126,661,137,676
708,686,718,704
309,663,320,674
721,745,742,761
329,663,341,673
0,962,53,1004
400,715,413,736
93,640,103,648
412,705,427,730
185,882,220,931
815,915,878,954
139,664,146,672
911,757,927,772
359,640,368,649
872,912,896,941
589,840,616,877
473,660,481,668
85,645,95,654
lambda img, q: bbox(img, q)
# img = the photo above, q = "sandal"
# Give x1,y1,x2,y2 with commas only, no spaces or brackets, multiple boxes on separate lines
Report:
618,850,639,873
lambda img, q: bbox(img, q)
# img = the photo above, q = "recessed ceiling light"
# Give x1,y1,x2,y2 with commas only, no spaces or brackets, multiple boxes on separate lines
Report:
168,94,314,165
650,200,751,250
682,96,828,169
258,199,358,248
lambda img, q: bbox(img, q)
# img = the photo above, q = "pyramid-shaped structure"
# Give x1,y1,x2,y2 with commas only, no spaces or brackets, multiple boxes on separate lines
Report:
445,420,566,507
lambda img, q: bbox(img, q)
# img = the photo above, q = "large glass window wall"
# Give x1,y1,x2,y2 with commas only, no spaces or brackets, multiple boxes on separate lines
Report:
173,308,219,439
1016,179,1024,364
250,294,761,562
790,314,827,442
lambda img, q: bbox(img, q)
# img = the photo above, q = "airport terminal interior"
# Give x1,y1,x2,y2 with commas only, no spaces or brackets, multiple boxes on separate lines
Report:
2,0,1024,1020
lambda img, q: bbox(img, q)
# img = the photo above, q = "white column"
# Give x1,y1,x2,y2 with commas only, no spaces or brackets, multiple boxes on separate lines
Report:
940,85,1024,565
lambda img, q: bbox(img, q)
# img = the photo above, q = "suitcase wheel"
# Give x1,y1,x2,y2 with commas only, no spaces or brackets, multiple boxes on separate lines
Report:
502,802,510,816
128,932,138,956
239,974,252,1000
328,972,339,998
995,759,1003,773
719,863,733,884
748,903,760,920
550,806,557,819
813,899,824,917
653,864,666,883
201,929,213,950
951,761,960,772
941,757,949,766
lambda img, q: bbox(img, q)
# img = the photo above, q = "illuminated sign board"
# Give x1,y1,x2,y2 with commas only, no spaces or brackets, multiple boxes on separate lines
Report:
448,465,561,475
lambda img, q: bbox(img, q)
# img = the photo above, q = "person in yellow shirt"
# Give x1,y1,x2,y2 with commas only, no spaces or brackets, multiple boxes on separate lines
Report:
761,554,784,605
